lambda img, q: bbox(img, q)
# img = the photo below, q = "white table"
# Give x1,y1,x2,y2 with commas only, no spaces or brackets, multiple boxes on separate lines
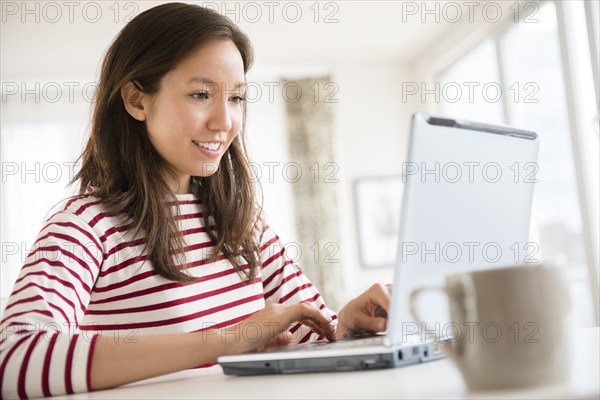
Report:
57,328,600,399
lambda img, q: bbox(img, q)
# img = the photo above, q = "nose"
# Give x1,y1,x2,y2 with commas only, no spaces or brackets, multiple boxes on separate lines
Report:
207,99,233,133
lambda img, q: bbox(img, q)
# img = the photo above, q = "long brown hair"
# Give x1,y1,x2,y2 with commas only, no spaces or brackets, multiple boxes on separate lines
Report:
73,3,260,282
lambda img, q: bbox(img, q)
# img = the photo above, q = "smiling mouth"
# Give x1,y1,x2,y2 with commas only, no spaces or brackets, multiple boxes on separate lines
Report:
192,140,222,151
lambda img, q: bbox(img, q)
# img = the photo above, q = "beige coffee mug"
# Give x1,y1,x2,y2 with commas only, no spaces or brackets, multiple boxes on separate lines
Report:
409,264,571,391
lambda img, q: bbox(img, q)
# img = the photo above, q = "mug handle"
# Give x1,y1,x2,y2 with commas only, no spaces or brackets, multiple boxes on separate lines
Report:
408,285,466,357
408,286,448,341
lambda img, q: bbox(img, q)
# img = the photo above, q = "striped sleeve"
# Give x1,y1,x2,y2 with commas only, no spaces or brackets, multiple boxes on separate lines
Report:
258,221,337,344
0,211,103,399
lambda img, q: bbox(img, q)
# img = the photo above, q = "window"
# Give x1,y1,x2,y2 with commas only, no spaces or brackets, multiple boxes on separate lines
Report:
0,99,88,307
438,39,504,125
436,1,599,327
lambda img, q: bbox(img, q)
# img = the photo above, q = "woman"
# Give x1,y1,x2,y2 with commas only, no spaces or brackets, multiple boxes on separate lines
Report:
0,3,390,398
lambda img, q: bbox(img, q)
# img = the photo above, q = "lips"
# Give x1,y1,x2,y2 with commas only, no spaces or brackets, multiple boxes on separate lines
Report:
192,140,221,151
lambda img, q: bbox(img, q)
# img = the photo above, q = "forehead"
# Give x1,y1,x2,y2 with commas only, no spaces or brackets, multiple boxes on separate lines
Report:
164,40,246,87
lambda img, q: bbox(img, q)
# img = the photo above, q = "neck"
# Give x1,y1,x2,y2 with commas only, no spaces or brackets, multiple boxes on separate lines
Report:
169,175,191,194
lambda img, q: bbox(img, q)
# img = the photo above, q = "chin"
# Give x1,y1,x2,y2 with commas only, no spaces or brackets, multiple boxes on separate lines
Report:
195,162,221,177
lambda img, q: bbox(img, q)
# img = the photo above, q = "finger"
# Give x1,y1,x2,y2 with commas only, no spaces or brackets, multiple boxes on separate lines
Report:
299,317,336,341
293,303,336,341
374,305,388,319
353,314,388,334
273,331,293,346
298,318,336,341
263,331,292,350
368,283,391,315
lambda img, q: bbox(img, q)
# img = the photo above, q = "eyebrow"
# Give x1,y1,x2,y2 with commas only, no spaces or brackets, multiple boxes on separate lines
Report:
187,76,246,89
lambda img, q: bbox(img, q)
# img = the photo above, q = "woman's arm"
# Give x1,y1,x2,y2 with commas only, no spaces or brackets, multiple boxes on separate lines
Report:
0,210,104,399
90,302,336,390
91,282,392,390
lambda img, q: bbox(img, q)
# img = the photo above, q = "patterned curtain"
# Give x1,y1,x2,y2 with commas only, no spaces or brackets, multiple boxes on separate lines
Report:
283,77,343,311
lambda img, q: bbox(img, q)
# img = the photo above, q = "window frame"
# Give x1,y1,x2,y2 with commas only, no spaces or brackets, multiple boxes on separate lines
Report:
554,0,600,326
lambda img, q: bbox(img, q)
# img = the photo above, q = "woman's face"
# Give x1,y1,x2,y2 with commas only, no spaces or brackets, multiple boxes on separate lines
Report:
142,40,246,193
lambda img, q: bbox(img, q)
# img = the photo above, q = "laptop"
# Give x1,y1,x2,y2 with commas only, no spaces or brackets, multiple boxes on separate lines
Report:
218,113,540,375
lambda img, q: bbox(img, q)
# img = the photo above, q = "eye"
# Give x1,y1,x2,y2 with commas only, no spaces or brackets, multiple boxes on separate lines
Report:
191,92,209,101
230,95,246,104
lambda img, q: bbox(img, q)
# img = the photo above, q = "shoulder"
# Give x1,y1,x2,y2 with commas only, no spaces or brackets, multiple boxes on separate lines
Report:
254,211,288,253
46,195,106,225
43,195,128,245
253,210,271,241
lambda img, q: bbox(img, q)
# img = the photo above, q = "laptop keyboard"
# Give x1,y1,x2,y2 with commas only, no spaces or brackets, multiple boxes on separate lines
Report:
266,335,387,353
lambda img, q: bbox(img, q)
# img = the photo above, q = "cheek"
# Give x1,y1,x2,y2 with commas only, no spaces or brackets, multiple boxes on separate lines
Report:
228,113,243,142
231,107,244,132
228,133,240,150
146,98,172,137
148,103,199,140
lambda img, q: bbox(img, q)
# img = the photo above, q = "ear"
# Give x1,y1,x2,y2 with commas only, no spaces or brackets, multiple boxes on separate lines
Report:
121,81,148,121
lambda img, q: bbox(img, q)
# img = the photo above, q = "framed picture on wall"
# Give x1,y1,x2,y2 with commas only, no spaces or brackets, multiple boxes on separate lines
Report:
353,176,404,269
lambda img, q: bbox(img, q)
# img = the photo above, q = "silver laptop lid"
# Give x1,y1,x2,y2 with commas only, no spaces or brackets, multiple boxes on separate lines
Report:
386,113,539,347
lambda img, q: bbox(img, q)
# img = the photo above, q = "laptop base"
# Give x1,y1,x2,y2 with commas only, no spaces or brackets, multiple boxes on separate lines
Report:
219,340,445,376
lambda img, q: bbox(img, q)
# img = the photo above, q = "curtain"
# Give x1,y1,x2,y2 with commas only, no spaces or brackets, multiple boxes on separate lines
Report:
283,77,343,311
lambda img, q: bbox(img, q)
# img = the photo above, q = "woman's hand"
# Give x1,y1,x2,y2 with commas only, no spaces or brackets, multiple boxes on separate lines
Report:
230,302,337,353
91,302,335,390
335,283,392,339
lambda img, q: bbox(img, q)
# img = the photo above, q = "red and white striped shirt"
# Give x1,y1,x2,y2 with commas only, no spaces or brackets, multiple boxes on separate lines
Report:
0,194,335,399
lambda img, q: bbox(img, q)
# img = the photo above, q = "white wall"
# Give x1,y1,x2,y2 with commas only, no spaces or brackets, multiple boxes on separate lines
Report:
244,68,299,245
1,87,92,310
331,62,419,303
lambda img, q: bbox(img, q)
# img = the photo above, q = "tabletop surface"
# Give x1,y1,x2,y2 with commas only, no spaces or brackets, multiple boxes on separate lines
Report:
56,328,600,400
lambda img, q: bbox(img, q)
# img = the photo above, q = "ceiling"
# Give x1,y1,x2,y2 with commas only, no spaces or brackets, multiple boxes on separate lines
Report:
1,1,465,79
